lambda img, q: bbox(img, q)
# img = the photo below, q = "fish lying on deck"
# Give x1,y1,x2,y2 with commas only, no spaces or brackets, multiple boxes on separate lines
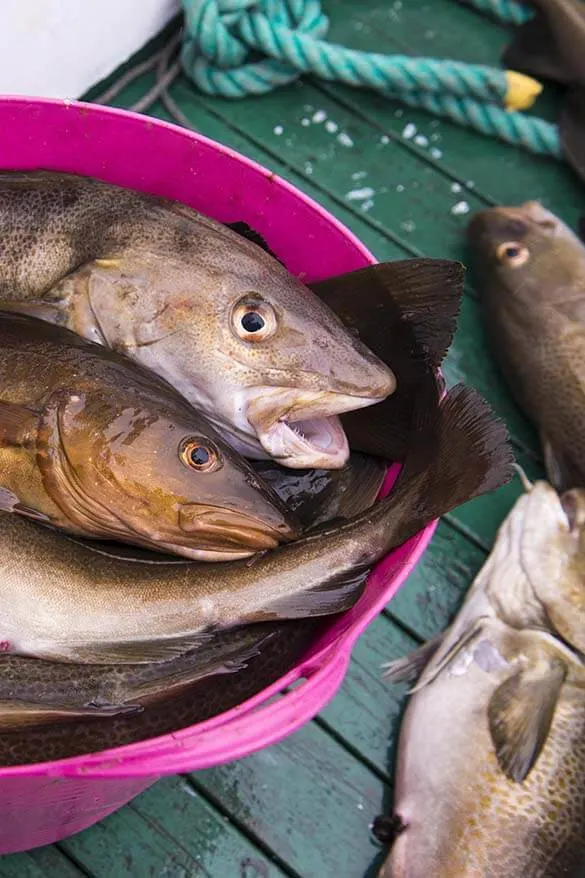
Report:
0,170,396,470
468,201,585,490
377,476,585,878
0,311,297,561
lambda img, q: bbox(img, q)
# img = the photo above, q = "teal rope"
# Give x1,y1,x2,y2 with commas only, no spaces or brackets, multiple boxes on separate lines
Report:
393,91,562,157
182,0,510,103
458,0,533,26
180,0,562,161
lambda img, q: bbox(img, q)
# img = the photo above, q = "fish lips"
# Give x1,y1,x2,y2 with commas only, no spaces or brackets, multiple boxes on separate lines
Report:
245,388,390,469
177,503,294,557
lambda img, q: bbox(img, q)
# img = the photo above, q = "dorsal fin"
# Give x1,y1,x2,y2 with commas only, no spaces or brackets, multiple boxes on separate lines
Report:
225,221,285,264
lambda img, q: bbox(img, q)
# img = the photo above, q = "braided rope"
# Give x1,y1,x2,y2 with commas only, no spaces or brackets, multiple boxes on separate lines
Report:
177,0,563,161
393,91,562,157
182,0,509,103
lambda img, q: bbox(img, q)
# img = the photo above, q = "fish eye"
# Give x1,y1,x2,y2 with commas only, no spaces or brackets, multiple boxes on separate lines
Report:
231,295,277,343
179,438,221,473
495,241,530,268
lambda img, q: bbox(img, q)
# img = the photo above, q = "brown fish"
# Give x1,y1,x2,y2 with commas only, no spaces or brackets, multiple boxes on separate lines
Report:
0,170,395,470
0,625,277,729
377,477,585,877
0,376,512,665
467,201,585,490
0,311,297,560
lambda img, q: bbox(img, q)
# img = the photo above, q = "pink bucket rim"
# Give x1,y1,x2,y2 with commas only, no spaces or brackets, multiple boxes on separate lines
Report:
0,95,438,778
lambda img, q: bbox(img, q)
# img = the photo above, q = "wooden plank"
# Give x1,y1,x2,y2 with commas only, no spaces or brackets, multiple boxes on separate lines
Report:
386,519,485,639
193,720,387,878
0,848,83,878
58,775,286,878
322,0,583,224
318,614,417,779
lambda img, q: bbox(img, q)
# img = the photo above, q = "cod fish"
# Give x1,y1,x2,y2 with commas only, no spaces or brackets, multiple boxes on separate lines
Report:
0,170,395,470
377,477,585,877
0,311,296,561
0,377,512,665
0,624,277,729
0,619,319,766
467,201,585,490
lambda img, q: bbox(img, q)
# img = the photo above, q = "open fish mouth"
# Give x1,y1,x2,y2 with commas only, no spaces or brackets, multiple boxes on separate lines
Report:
245,388,389,469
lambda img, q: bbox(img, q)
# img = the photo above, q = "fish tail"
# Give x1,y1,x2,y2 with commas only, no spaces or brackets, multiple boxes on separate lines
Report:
376,382,515,552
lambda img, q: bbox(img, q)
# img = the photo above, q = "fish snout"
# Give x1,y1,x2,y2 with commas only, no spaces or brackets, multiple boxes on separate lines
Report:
179,505,292,550
335,345,396,400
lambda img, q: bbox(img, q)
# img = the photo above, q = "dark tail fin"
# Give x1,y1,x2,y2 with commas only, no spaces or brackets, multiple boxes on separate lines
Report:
560,87,585,186
310,259,464,461
502,14,571,86
373,382,515,554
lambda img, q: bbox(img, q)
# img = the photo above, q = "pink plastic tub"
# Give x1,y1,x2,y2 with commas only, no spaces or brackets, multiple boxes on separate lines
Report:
0,96,437,854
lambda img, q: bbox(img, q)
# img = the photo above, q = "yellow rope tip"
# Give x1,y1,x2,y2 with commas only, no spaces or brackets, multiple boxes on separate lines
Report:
505,70,543,111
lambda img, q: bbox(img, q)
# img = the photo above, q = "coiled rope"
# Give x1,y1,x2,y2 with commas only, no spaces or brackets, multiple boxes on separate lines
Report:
95,0,563,161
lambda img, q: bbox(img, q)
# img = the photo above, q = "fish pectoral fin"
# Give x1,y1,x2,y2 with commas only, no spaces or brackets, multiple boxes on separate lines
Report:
225,221,285,265
409,617,493,694
488,657,567,783
502,15,571,85
541,434,581,492
130,631,277,700
0,698,141,729
381,633,444,684
62,632,216,665
0,399,40,447
252,567,370,622
0,486,51,523
560,87,585,187
334,454,387,520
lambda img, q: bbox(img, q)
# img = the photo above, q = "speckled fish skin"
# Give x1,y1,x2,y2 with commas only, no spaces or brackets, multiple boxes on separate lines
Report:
0,170,395,470
0,624,280,729
0,619,319,766
0,378,512,666
0,311,297,562
467,201,585,490
380,480,585,878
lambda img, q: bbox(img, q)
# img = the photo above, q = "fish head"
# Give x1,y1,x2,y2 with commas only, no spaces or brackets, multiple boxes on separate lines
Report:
486,476,585,652
37,387,298,560
105,244,396,469
466,201,585,307
214,269,396,469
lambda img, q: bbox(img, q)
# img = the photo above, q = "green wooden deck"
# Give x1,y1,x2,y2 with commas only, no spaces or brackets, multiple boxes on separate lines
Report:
0,2,580,875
